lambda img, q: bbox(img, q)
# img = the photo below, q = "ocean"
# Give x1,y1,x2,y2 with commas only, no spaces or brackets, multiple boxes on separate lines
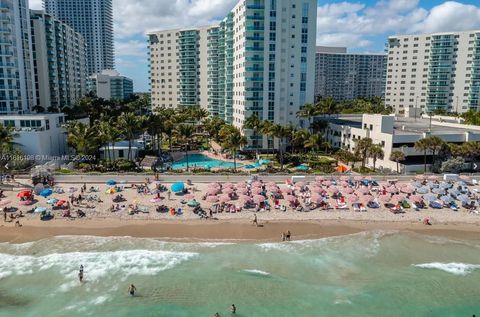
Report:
0,231,479,316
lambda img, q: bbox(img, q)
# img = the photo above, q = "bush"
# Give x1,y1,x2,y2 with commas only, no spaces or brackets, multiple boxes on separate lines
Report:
114,159,137,172
441,157,465,173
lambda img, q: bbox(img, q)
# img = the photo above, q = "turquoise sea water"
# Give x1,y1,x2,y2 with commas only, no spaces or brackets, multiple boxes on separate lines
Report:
0,232,479,317
172,154,243,170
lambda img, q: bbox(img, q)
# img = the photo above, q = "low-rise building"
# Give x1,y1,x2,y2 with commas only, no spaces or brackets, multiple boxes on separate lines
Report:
0,113,67,160
324,113,480,173
89,70,133,101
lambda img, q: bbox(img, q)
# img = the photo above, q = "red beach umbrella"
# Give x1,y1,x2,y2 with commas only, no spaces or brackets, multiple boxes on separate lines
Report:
253,195,266,203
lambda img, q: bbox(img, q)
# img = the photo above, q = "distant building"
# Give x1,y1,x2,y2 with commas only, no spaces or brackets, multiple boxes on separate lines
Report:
30,10,87,111
0,113,67,160
314,46,387,101
44,0,115,75
149,0,317,150
0,0,36,114
89,70,133,101
324,113,480,173
385,30,480,115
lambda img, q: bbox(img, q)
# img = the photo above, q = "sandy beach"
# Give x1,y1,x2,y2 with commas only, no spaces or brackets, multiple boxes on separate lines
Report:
1,177,480,243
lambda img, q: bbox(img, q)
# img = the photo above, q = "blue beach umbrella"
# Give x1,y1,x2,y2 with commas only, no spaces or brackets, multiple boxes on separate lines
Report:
440,196,453,203
432,188,445,195
439,182,452,190
106,180,117,186
47,198,58,205
457,194,470,203
416,187,429,194
39,189,53,198
423,194,437,202
34,207,47,213
171,182,185,193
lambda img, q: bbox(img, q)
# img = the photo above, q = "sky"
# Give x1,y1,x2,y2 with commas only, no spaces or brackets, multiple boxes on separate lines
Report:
29,0,480,92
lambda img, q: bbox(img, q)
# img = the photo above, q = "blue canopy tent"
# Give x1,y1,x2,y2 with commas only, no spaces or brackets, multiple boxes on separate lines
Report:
106,180,117,186
39,189,53,198
171,182,185,193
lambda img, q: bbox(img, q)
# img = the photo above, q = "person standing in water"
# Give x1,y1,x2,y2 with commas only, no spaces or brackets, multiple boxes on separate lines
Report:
128,284,137,296
78,265,84,282
252,213,258,227
231,304,237,314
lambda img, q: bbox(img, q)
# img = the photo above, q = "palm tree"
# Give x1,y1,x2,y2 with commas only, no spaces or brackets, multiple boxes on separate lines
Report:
291,129,309,153
243,113,263,157
96,119,113,162
117,112,142,161
414,138,430,173
390,150,406,174
66,122,98,156
462,141,480,171
296,103,318,131
369,144,384,172
317,97,336,117
270,124,289,170
175,124,195,171
304,133,323,153
354,137,373,169
426,136,444,165
260,120,275,155
219,125,247,171
0,124,18,182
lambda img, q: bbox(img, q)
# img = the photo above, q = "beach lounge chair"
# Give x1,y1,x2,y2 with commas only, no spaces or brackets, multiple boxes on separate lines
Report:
335,203,348,210
367,201,379,209
353,203,360,212
359,203,367,212
429,201,442,209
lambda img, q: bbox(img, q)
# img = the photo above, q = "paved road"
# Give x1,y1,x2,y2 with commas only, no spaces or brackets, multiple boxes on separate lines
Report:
14,173,475,184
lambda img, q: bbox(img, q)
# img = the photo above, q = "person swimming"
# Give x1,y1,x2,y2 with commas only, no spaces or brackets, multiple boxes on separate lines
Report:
128,284,136,296
231,304,236,314
78,265,84,282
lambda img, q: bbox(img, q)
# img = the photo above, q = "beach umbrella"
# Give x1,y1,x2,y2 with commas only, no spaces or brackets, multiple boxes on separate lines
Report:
459,175,471,182
207,188,220,195
252,187,263,195
208,182,220,188
239,195,252,202
423,194,437,202
401,186,414,194
253,195,266,203
439,182,452,189
386,186,397,194
344,187,354,194
361,195,375,203
56,200,66,206
106,180,117,186
236,182,247,188
310,195,323,204
409,195,423,203
457,194,470,203
285,195,297,202
150,198,162,203
0,199,11,207
268,186,280,193
171,182,185,193
347,195,359,203
414,175,426,180
340,176,350,181
412,181,423,188
237,188,249,195
68,187,77,193
19,200,33,206
223,187,235,194
184,194,195,200
46,198,58,205
358,187,370,195
354,176,363,182
282,187,293,194
315,176,325,182
34,206,47,213
295,181,306,188
252,181,263,187
448,188,460,196
206,196,219,203
428,175,439,181
328,186,339,194
266,181,276,187
432,188,445,195
323,180,332,187
440,196,453,203
379,195,391,203
17,191,32,198
39,188,53,198
416,186,429,194
311,186,324,194
391,194,405,202
219,194,231,203
223,182,235,188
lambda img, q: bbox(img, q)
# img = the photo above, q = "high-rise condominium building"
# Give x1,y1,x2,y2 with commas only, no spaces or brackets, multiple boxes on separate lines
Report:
0,0,36,114
30,10,87,111
315,46,387,101
89,70,133,101
385,30,480,115
44,0,114,75
149,0,317,149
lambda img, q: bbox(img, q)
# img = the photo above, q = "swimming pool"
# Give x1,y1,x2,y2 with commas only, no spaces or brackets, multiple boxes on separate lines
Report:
171,154,243,170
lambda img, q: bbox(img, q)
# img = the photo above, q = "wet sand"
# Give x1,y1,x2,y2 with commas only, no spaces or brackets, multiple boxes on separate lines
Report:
1,218,479,244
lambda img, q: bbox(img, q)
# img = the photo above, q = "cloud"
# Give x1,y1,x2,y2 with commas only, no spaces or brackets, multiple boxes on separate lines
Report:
115,40,147,57
409,1,480,33
317,33,372,48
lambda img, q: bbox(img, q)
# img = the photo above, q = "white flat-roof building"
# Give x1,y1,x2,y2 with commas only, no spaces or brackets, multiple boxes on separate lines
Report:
385,30,480,115
315,46,387,101
0,113,67,160
325,113,480,173
89,70,133,101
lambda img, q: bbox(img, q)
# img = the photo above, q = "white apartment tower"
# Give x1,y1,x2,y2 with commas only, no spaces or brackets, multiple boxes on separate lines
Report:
0,0,36,114
385,30,480,115
44,0,115,75
30,10,87,111
148,0,317,149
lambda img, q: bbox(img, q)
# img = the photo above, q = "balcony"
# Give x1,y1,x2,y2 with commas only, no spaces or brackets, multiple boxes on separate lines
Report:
247,15,264,20
246,4,265,9
246,46,264,51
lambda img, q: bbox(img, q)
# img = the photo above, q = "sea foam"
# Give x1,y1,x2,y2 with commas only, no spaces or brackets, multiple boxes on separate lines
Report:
243,269,271,276
414,262,480,276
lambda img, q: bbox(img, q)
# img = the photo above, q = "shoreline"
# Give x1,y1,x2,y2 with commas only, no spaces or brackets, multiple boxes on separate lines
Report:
1,218,479,244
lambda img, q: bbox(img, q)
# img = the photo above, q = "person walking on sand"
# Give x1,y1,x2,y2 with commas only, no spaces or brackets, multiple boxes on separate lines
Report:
285,230,291,241
252,213,258,227
231,304,237,314
3,210,6,223
167,191,171,200
128,284,137,296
